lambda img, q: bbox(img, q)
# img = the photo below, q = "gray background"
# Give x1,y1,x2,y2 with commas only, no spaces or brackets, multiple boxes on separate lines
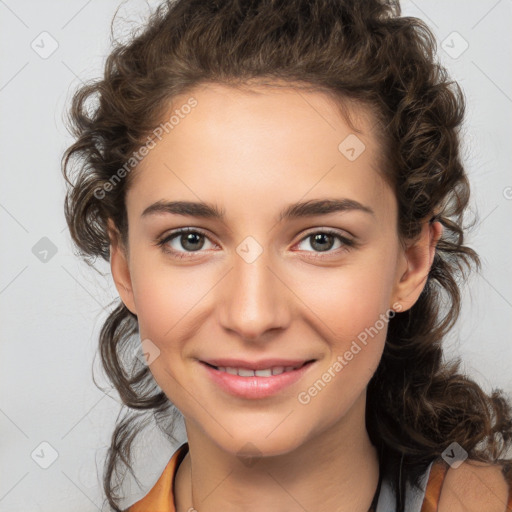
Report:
1,0,511,510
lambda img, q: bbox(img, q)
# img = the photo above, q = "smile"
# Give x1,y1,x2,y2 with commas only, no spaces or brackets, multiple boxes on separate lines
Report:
207,362,306,377
200,360,316,399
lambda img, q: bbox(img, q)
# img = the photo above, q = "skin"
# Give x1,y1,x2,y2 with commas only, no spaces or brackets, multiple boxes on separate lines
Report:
438,460,510,512
109,82,443,512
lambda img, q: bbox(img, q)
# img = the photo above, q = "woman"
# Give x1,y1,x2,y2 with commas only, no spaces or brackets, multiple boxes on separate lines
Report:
62,0,512,510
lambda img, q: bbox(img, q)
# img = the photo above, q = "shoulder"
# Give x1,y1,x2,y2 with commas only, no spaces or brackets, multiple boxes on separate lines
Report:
436,458,511,512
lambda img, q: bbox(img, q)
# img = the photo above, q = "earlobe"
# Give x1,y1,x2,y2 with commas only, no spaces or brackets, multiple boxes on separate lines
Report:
391,220,443,312
107,220,137,315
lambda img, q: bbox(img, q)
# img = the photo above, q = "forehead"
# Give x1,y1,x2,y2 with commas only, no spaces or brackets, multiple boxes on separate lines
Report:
126,83,395,224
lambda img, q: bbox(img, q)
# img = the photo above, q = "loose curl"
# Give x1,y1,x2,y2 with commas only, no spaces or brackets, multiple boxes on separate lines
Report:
61,0,512,510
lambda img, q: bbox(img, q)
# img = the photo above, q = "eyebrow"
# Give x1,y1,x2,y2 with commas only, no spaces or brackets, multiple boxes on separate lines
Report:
141,198,375,222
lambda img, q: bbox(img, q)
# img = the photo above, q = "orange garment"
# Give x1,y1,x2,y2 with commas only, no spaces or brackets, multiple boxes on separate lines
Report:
125,442,512,512
125,443,189,512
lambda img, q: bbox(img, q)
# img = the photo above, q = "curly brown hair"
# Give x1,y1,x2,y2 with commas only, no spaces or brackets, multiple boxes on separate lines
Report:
61,0,512,510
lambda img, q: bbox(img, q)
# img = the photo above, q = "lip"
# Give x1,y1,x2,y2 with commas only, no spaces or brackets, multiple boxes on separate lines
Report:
199,359,316,399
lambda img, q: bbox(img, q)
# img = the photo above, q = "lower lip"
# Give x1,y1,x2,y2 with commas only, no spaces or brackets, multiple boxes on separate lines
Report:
200,360,316,399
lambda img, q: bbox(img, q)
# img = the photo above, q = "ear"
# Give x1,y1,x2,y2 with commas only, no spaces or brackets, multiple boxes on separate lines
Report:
107,219,137,315
391,220,443,313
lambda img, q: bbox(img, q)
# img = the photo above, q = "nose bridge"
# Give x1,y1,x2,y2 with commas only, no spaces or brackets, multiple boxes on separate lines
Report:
218,236,290,340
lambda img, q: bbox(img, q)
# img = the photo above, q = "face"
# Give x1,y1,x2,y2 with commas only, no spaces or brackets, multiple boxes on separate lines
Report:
110,82,438,457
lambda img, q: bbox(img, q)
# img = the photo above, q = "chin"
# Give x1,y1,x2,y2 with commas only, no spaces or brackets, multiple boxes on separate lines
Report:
212,430,307,461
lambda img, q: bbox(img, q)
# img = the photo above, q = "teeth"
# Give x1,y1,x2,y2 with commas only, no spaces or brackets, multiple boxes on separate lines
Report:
255,368,272,377
216,365,299,377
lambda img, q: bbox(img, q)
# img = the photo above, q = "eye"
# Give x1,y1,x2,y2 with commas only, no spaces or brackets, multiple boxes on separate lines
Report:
156,228,217,259
294,229,355,257
155,227,356,260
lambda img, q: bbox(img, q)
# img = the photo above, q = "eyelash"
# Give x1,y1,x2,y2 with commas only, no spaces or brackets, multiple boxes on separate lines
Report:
155,227,357,260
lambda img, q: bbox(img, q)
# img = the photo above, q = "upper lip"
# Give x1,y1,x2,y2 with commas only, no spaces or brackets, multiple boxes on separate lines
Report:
200,358,315,370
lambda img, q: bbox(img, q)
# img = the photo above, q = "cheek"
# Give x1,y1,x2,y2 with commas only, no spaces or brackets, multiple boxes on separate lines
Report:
130,259,209,341
295,293,389,427
128,262,195,401
289,263,392,399
291,261,394,342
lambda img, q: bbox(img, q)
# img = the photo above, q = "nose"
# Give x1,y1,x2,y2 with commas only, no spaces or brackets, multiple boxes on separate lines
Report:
217,247,291,342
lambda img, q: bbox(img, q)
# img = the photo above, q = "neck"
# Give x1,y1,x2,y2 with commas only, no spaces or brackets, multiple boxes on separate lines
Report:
174,391,380,512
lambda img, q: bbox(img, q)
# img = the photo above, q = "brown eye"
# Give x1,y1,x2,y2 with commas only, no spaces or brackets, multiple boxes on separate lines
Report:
178,232,206,251
157,228,216,258
309,233,336,252
295,229,355,257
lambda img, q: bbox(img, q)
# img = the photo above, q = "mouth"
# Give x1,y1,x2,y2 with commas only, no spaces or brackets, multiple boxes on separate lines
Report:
199,359,317,399
201,359,315,377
